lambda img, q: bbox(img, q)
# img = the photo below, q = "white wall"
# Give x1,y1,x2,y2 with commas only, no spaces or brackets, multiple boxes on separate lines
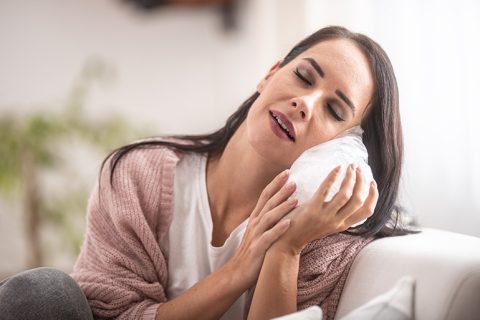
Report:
0,0,288,133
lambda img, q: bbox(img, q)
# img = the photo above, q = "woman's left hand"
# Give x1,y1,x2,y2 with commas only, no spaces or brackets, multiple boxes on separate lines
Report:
272,163,379,255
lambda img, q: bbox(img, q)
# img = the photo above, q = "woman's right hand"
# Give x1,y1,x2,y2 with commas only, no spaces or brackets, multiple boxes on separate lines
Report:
225,170,298,289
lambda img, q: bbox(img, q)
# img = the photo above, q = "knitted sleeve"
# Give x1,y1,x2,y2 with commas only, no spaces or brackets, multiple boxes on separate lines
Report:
296,234,375,320
70,147,179,320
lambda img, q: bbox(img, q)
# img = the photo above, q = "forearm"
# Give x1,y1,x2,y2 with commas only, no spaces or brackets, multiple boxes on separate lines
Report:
247,246,300,320
155,262,246,320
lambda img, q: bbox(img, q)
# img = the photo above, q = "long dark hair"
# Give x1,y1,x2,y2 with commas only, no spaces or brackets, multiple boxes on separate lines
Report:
100,26,419,239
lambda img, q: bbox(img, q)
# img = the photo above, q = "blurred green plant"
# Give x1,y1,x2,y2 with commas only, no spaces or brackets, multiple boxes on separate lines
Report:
0,59,151,268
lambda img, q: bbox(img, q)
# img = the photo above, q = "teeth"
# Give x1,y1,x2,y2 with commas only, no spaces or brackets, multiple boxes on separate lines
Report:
277,118,290,132
272,113,294,141
273,115,290,133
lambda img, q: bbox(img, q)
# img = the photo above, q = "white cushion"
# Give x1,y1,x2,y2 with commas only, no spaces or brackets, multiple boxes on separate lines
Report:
272,305,323,320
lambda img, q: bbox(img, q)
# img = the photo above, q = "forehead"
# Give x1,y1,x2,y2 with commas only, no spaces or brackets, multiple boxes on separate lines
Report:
295,39,375,118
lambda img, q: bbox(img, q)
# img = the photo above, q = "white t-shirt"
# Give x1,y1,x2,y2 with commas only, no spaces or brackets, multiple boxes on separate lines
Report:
160,152,248,320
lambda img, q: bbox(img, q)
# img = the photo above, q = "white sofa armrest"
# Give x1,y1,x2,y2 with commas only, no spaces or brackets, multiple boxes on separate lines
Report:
334,228,480,320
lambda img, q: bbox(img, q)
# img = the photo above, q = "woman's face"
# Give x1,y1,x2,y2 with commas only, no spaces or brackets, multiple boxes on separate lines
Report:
245,38,375,168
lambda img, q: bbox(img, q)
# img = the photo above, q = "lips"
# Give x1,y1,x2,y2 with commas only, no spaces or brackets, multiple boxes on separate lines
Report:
269,110,296,142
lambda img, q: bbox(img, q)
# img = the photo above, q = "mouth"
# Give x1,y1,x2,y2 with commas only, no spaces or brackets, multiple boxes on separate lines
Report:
269,110,296,142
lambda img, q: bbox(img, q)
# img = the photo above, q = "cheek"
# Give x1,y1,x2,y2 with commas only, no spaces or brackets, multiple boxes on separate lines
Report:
262,75,296,100
244,106,269,152
301,125,337,152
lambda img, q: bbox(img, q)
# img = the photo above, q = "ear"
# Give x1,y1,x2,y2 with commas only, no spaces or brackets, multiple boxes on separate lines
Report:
256,59,283,93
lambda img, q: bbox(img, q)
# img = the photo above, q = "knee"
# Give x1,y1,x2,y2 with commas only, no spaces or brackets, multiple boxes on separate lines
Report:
0,267,93,320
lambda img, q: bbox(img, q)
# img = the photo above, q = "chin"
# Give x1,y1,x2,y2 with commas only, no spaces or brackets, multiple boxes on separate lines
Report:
247,134,294,168
245,108,295,168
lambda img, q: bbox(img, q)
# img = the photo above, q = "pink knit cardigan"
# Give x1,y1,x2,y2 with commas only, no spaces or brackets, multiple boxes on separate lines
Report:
70,146,375,320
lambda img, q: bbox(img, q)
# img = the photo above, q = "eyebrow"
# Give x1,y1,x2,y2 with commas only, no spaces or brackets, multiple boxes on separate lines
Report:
335,89,356,117
303,57,356,118
303,57,324,77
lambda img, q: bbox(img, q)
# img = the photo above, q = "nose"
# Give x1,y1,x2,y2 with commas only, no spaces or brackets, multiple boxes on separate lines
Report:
289,92,322,121
291,100,306,119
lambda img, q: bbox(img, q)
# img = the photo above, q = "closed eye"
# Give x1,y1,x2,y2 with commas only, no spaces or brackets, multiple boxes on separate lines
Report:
327,103,345,122
293,68,313,86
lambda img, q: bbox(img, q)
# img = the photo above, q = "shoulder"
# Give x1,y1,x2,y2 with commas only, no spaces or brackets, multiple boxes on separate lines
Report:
95,140,189,216
109,141,183,168
94,141,189,241
102,139,188,184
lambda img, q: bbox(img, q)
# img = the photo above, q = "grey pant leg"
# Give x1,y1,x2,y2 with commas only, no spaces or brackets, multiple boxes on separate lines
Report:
0,267,94,320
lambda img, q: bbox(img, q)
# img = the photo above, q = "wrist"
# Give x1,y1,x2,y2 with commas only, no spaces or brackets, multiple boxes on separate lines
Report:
220,258,251,292
269,240,303,258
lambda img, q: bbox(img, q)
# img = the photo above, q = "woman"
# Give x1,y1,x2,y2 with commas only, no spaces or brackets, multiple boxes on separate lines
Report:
0,26,416,320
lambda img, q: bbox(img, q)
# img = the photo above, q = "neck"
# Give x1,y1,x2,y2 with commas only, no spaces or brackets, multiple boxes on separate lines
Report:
206,122,285,224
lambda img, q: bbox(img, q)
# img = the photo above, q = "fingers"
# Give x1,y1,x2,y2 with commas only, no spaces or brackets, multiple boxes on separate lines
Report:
311,165,342,204
336,166,365,221
258,181,296,216
251,169,289,218
344,180,379,227
328,164,357,211
255,197,298,236
256,219,291,253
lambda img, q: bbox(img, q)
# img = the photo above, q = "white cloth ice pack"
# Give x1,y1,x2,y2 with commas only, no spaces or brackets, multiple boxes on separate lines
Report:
287,125,374,228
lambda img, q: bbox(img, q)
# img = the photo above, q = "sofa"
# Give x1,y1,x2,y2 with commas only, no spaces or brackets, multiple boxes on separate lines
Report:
333,227,480,320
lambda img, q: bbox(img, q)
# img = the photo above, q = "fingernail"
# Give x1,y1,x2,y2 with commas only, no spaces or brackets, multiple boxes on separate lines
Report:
282,219,291,228
287,181,296,189
371,180,376,187
349,163,355,170
288,197,297,205
282,169,289,177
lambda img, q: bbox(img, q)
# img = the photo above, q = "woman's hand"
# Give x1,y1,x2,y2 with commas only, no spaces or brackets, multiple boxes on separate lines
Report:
272,164,379,255
224,169,298,290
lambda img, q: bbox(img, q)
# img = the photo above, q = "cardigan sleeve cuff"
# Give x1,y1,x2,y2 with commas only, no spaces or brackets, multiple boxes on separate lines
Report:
143,302,162,320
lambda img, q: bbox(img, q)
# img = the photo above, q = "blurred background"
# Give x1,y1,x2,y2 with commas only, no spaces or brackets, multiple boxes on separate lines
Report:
1,0,479,279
